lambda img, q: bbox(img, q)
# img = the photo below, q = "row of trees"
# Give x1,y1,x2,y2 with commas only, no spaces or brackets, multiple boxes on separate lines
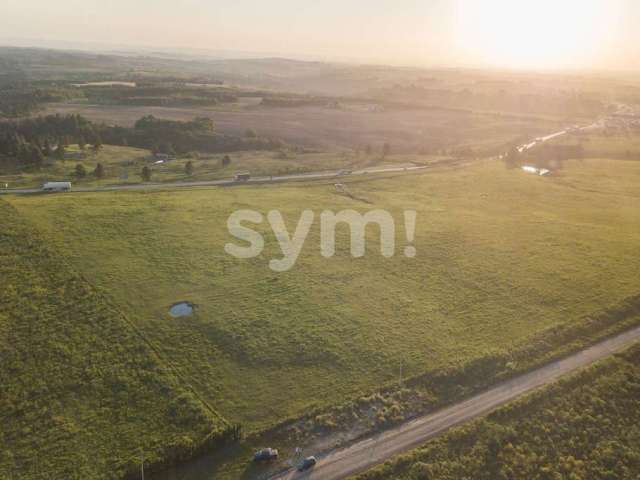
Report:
0,114,104,170
0,80,81,117
0,113,283,157
75,163,105,179
127,115,282,154
74,164,152,181
0,113,276,173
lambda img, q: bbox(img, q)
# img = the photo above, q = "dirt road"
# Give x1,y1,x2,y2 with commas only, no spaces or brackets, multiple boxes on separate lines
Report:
272,324,640,480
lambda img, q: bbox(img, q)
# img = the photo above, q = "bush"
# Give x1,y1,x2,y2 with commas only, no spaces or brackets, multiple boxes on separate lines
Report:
75,163,87,178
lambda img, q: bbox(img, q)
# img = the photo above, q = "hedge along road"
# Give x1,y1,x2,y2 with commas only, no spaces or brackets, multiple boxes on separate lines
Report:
0,164,435,195
271,324,640,480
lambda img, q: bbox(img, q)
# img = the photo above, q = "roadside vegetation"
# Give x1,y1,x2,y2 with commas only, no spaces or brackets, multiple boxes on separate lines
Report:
355,342,640,480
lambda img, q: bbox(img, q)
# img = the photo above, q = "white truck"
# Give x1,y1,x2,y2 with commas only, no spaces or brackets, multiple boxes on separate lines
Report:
42,182,72,192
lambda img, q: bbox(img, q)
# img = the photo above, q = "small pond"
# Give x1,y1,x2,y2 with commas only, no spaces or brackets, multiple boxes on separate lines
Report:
169,302,194,317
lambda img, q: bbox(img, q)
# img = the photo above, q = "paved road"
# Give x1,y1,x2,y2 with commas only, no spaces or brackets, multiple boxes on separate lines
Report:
273,325,640,480
0,113,616,196
0,165,431,195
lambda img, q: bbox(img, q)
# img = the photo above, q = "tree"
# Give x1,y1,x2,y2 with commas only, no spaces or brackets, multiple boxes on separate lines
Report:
75,163,87,178
185,161,194,176
18,144,31,166
221,155,231,167
135,115,157,130
31,145,45,170
94,163,105,179
55,143,66,160
194,117,214,132
93,136,103,153
141,166,152,182
43,139,52,157
78,135,86,150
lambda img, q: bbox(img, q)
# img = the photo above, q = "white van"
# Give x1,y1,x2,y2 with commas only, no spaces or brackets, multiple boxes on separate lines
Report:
42,182,72,192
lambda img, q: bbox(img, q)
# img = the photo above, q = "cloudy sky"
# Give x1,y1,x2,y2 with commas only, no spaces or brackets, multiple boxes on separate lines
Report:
2,0,638,70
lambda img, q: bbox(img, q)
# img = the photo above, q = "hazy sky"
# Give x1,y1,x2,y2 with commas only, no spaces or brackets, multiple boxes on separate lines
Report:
2,0,639,70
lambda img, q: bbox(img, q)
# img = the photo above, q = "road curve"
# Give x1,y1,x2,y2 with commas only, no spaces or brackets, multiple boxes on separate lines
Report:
0,165,431,195
272,324,640,480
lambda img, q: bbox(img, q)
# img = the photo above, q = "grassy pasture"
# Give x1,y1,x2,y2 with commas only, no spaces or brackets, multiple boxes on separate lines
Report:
7,157,640,438
0,200,227,479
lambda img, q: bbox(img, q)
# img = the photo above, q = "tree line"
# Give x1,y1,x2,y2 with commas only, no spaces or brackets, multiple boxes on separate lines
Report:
0,114,102,170
0,113,284,171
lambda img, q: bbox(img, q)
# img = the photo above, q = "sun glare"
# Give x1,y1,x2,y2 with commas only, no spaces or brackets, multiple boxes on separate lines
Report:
455,0,621,69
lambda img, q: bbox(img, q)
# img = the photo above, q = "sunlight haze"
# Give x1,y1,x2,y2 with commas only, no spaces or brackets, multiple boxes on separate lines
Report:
2,0,638,70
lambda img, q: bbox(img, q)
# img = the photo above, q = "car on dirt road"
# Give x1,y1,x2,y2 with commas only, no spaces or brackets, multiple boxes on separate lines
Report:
298,456,317,471
253,448,278,462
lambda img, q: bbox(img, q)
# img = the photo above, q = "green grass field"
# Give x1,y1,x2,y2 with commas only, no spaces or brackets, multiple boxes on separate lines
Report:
6,156,640,440
0,200,229,479
356,342,640,480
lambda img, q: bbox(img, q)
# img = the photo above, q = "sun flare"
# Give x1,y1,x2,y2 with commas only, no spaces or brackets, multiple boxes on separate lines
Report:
455,0,621,69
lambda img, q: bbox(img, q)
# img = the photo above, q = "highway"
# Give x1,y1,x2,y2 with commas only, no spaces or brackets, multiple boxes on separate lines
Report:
271,324,640,480
0,165,431,195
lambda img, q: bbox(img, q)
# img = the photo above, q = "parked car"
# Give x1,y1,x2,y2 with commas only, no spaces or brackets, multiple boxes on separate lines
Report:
298,456,317,471
253,448,278,462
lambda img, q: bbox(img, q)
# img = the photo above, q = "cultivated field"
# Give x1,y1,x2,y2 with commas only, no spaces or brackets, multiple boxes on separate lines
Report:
43,102,559,151
6,157,640,439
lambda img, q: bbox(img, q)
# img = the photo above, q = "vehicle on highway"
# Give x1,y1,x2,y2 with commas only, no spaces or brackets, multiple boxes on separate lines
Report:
234,172,251,182
42,182,72,192
253,448,279,462
338,169,352,176
298,456,317,471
